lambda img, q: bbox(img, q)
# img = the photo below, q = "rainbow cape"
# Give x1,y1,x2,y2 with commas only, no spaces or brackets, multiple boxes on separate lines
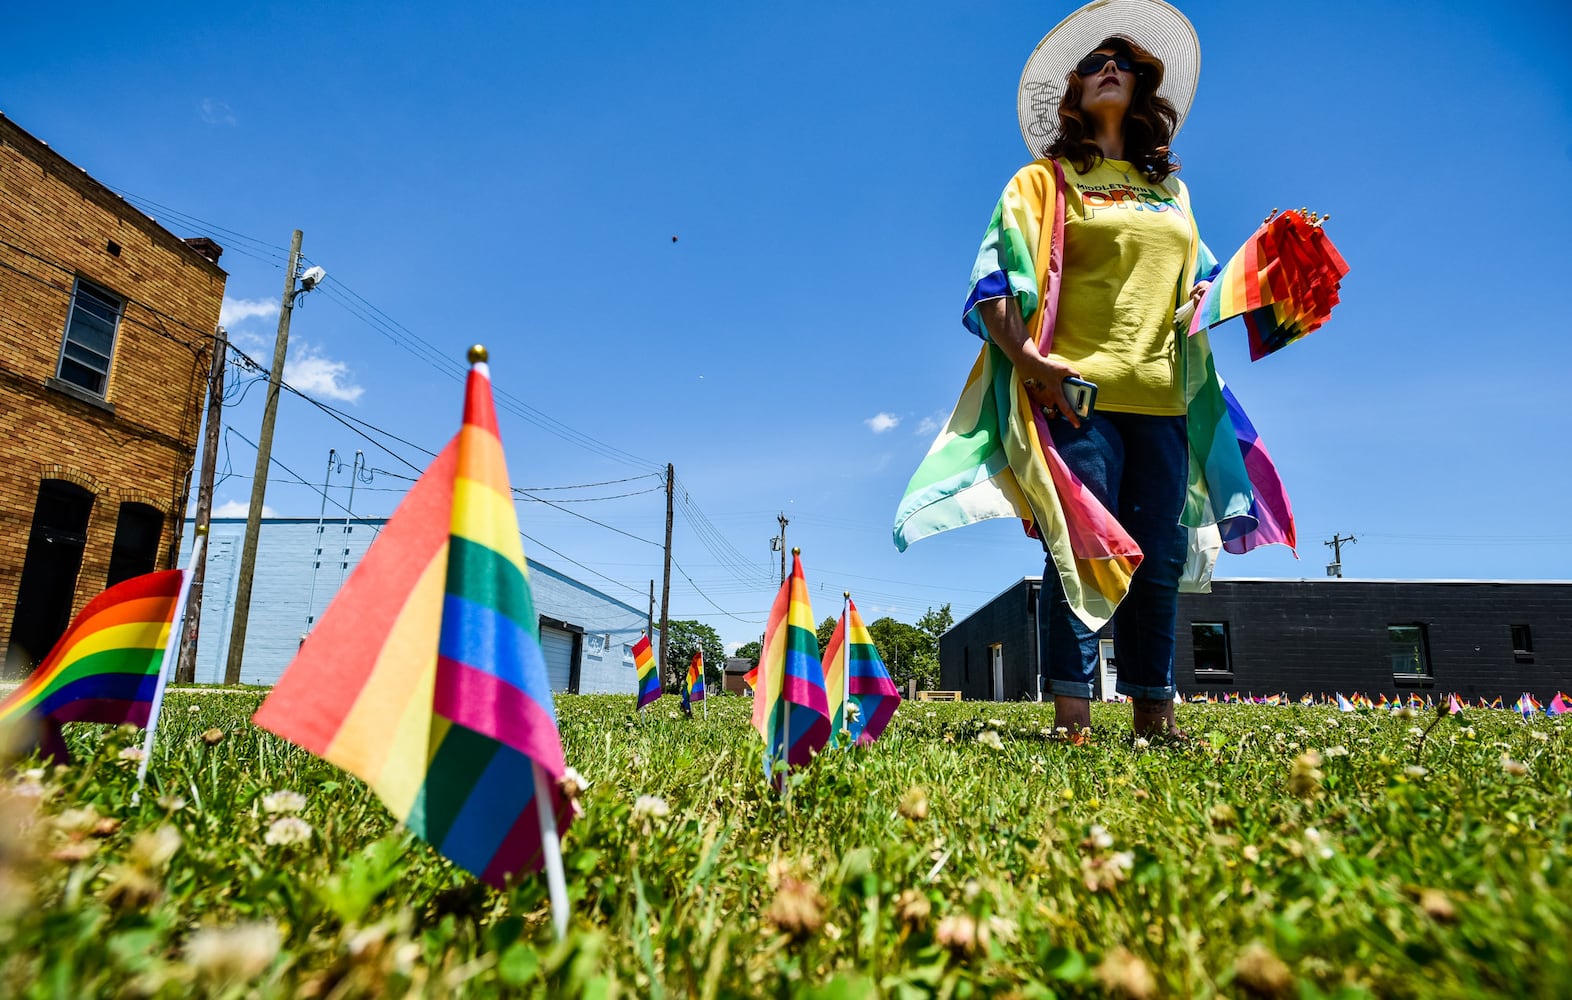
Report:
893,160,1297,629
0,570,183,750
253,360,570,887
750,551,830,780
632,634,662,709
820,598,901,747
685,651,706,703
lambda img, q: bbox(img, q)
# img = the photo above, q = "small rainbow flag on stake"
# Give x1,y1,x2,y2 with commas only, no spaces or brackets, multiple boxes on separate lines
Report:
1548,692,1571,717
686,650,706,716
751,549,830,785
820,595,902,748
1336,693,1355,713
632,634,661,710
0,543,199,782
253,348,571,936
1446,693,1466,715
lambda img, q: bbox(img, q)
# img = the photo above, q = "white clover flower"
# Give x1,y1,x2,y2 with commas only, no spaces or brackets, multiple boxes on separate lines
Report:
560,767,590,799
1405,765,1429,779
1407,727,1424,737
632,795,671,820
118,746,148,763
188,704,201,714
976,729,1004,751
1087,825,1115,851
1531,731,1550,742
1501,756,1529,777
1132,737,1151,751
184,922,281,982
1322,745,1349,758
988,718,1006,728
259,790,307,815
1304,827,1334,859
264,817,313,846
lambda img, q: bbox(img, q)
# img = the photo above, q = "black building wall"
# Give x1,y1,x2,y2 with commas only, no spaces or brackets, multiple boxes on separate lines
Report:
943,578,1572,703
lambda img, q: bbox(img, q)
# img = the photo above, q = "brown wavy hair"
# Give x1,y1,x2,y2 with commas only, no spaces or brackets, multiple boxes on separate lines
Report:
1045,35,1180,183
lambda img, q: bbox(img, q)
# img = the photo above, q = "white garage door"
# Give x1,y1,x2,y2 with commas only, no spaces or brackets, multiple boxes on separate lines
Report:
540,625,575,693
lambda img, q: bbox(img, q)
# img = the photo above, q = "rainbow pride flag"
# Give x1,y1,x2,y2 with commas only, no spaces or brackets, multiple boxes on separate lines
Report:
751,551,830,781
254,357,571,888
685,651,706,704
0,570,183,754
632,634,662,709
1446,693,1466,715
820,598,901,747
1549,692,1571,717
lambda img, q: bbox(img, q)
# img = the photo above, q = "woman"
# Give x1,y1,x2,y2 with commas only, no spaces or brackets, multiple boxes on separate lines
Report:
969,2,1212,739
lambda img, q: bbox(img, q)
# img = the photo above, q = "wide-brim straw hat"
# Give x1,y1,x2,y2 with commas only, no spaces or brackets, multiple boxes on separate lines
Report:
1017,0,1200,157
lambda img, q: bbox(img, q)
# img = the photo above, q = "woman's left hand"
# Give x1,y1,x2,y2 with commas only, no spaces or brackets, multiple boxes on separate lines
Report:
1189,280,1212,305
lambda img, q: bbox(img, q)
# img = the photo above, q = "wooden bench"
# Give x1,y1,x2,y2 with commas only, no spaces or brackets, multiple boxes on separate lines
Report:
915,690,962,702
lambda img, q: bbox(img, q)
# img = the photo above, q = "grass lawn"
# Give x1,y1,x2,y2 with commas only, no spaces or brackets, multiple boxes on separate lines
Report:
2,692,1568,998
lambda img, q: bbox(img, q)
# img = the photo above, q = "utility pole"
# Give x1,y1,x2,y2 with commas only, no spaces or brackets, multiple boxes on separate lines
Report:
176,326,227,683
225,230,303,684
647,580,655,637
1325,533,1357,578
659,463,674,678
777,513,789,584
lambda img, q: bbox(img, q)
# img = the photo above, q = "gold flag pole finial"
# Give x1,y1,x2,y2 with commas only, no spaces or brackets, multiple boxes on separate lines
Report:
467,344,489,364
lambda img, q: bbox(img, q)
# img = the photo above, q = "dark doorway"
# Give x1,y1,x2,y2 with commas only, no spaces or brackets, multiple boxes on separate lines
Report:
106,502,163,586
6,480,95,676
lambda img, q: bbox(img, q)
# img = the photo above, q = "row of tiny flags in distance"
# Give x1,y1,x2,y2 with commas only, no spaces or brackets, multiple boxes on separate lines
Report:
1186,690,1571,718
629,563,904,768
0,348,904,936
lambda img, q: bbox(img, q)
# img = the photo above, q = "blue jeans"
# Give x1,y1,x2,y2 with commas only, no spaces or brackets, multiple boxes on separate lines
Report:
1037,411,1188,701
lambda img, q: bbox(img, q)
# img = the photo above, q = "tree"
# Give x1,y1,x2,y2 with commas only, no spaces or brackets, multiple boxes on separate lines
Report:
734,640,762,668
816,616,838,657
662,620,726,689
866,617,938,693
917,604,954,642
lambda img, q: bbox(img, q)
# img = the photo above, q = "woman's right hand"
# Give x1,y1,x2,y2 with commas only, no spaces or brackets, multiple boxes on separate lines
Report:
1020,355,1085,429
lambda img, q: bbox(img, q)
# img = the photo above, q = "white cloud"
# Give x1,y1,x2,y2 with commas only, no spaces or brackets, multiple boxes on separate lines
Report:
865,412,900,434
219,295,277,327
231,330,267,350
212,500,276,518
284,342,364,403
199,98,237,126
915,409,948,436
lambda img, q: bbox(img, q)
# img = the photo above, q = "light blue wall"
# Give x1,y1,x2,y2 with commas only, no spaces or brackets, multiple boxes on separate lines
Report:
180,518,645,693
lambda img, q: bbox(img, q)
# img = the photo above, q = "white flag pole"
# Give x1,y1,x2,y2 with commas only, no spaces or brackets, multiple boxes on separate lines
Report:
841,591,852,746
531,761,570,939
133,530,205,804
700,651,708,719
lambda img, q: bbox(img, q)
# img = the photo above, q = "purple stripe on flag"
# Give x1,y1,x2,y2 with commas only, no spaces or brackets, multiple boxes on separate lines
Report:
435,739,539,880
1220,386,1294,554
480,779,572,886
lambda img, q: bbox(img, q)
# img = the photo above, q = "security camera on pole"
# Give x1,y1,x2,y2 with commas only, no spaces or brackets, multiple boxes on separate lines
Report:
223,231,322,684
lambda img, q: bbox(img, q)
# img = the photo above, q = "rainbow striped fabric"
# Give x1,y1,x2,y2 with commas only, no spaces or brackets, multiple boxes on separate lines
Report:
820,598,901,747
254,360,571,887
750,552,829,780
894,159,1297,629
686,651,706,703
0,570,182,732
632,634,662,709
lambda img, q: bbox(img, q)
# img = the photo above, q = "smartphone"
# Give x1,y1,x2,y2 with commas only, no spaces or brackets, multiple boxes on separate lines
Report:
1061,377,1098,419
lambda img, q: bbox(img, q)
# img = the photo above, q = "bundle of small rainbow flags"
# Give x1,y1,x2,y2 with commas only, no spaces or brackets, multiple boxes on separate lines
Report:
1188,207,1350,360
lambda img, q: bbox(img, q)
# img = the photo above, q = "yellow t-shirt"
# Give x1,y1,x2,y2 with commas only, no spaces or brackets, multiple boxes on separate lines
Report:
1051,157,1191,415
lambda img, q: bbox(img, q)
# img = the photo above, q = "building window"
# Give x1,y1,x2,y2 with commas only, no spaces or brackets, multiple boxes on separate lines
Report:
1192,623,1233,681
1388,625,1431,677
1511,624,1533,663
57,279,123,396
106,502,164,586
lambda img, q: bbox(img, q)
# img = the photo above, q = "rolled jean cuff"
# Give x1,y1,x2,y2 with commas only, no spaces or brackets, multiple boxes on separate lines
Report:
1116,681,1175,702
1049,679,1095,699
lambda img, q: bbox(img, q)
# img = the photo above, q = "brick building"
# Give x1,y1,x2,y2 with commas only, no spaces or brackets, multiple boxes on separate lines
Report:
942,577,1572,703
1,112,225,674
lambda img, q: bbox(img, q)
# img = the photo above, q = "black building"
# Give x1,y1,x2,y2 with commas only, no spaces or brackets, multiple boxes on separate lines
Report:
941,578,1572,703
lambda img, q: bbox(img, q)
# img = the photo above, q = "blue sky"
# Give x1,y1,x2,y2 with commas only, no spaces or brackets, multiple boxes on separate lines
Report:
6,1,1571,648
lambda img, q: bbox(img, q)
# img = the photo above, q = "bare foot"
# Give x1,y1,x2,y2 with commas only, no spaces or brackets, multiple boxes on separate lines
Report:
1132,698,1185,741
1054,695,1092,738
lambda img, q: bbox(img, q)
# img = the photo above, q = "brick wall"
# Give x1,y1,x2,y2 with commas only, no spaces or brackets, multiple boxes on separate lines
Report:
0,113,225,664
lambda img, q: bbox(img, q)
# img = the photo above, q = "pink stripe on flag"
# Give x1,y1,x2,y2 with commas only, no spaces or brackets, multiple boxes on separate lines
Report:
433,659,565,775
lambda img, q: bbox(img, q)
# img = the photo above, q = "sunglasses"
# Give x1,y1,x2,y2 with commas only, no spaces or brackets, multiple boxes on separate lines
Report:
1074,52,1134,76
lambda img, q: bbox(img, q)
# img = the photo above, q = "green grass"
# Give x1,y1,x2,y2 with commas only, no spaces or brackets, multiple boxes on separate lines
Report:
2,693,1569,998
